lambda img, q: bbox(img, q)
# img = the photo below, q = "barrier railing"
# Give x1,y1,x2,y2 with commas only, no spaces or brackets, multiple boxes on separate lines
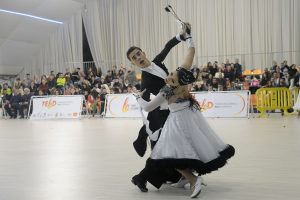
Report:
255,88,292,117
0,96,6,119
290,87,299,107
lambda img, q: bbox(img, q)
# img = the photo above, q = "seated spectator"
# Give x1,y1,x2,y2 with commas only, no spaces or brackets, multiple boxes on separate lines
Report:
13,77,24,89
209,61,218,77
48,74,56,89
272,72,282,87
7,89,23,119
125,67,137,86
71,68,81,83
87,88,100,117
65,72,73,86
250,76,260,87
215,67,224,79
225,78,233,91
192,80,208,91
218,84,224,91
38,90,44,96
211,77,219,91
206,74,214,86
201,65,210,79
105,70,114,83
38,79,49,95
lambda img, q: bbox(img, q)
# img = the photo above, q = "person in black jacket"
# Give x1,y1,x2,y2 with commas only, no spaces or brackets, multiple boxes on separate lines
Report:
126,24,191,192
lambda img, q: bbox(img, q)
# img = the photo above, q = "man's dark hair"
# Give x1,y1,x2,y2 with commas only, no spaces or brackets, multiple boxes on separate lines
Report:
126,46,142,61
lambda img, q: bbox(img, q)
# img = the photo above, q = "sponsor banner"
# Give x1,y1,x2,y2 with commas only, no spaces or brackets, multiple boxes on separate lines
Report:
30,96,83,120
192,91,249,117
105,91,249,118
105,94,146,118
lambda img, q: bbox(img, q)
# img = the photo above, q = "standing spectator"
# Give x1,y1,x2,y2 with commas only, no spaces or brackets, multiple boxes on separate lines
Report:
270,61,279,73
56,72,66,94
225,58,231,68
288,64,298,78
224,65,235,82
20,88,32,118
25,73,32,88
234,58,242,79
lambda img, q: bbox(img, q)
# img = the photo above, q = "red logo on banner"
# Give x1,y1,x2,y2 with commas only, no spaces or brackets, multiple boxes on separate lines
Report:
199,99,214,111
42,99,57,109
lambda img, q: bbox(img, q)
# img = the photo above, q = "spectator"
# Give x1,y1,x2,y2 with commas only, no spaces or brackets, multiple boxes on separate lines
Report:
56,72,66,94
38,79,49,95
125,67,137,86
234,58,242,79
71,67,81,83
20,88,32,118
224,65,235,81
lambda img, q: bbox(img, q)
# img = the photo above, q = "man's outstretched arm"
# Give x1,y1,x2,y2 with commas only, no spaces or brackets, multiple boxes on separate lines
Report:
152,24,189,64
152,36,181,64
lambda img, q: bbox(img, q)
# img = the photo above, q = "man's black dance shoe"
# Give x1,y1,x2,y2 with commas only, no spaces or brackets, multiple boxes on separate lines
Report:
131,175,148,192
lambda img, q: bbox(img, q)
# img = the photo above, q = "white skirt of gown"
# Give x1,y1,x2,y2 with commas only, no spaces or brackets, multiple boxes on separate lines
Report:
149,100,234,174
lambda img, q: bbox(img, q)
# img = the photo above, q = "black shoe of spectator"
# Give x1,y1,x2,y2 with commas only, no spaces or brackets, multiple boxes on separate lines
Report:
131,175,148,192
133,126,148,157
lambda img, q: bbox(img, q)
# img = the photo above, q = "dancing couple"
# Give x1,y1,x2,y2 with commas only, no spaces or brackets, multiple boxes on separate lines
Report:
127,23,235,198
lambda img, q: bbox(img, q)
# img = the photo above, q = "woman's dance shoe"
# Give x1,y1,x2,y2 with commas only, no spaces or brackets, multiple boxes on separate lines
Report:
190,177,202,198
170,177,189,188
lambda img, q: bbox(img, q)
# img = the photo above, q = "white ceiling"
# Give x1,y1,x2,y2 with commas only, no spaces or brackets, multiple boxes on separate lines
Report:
0,0,85,74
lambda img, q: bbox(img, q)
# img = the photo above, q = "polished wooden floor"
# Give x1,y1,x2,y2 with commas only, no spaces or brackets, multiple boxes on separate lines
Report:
0,115,299,200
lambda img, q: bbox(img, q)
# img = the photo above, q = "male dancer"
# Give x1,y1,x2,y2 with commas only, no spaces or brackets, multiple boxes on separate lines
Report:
127,24,190,192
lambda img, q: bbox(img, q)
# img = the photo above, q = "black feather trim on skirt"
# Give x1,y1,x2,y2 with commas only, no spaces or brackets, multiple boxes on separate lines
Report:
147,145,235,175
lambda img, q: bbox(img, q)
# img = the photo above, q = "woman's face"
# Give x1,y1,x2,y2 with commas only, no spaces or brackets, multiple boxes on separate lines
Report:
165,71,179,87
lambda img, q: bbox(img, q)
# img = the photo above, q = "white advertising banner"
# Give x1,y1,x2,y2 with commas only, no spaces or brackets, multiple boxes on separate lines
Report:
105,91,249,118
192,91,249,118
30,96,83,120
105,94,146,118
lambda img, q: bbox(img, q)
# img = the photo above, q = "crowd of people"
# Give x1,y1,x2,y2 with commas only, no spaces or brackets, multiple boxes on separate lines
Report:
190,60,300,93
0,59,300,119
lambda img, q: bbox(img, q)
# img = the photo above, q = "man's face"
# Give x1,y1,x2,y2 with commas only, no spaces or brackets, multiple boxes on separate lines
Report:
128,49,151,68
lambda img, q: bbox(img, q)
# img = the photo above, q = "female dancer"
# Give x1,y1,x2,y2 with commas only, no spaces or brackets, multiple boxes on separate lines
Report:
135,25,235,198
